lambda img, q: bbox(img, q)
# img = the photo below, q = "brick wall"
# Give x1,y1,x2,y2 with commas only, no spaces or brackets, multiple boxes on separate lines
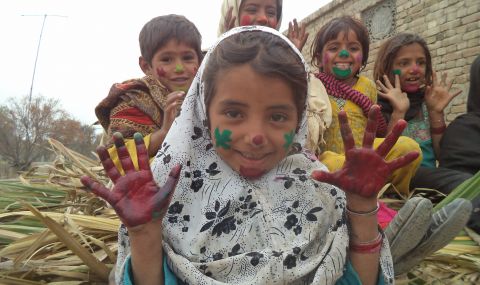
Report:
298,0,480,122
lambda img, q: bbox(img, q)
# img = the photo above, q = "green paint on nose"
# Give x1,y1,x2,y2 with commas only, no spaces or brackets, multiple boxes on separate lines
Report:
393,69,401,76
175,64,184,73
339,49,349,58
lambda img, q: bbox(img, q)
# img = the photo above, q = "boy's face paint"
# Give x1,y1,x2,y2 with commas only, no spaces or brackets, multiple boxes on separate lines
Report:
318,30,364,83
391,43,427,93
156,67,166,78
147,39,199,92
208,64,299,180
175,64,184,73
238,0,278,29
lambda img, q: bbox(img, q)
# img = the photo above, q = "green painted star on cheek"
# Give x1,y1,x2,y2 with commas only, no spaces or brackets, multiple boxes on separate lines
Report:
393,69,401,76
214,127,232,150
283,130,295,150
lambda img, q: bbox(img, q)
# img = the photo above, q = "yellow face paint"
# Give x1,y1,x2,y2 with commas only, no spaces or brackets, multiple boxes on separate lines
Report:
175,64,184,73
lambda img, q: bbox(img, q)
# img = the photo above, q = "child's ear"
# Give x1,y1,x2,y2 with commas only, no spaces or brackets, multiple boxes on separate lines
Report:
315,54,323,71
139,56,151,75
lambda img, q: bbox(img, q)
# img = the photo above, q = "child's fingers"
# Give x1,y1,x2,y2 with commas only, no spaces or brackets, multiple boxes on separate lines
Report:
134,133,150,172
387,151,420,172
97,145,122,183
80,175,112,202
311,170,337,186
395,74,401,88
362,106,379,149
376,80,388,92
432,71,438,84
338,111,355,152
383,75,394,89
156,164,182,205
376,120,407,157
113,132,136,174
441,72,448,85
293,18,299,36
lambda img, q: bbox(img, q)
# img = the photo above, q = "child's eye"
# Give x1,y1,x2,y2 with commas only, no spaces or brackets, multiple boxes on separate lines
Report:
349,45,361,52
244,6,258,14
418,60,426,66
160,57,173,63
225,110,243,119
271,113,287,122
266,8,276,17
182,54,195,61
327,46,338,52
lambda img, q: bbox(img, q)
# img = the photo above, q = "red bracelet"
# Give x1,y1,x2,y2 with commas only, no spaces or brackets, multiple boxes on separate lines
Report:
430,124,446,135
349,232,383,254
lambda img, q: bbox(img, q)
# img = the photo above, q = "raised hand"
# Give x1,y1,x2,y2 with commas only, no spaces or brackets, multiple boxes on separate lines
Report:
376,74,410,114
425,71,461,114
287,19,309,52
81,132,181,228
312,105,419,198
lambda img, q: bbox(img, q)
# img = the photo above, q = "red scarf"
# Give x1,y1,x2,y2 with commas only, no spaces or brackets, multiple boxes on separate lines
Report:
315,72,387,137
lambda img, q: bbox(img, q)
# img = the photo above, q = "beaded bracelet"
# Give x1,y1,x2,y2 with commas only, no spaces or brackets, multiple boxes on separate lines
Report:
350,231,383,254
346,202,380,217
430,124,446,135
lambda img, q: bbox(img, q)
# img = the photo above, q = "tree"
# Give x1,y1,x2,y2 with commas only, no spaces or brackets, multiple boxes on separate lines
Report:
0,94,97,170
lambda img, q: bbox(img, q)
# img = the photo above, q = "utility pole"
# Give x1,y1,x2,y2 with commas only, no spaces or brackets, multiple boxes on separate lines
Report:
21,14,67,103
21,14,66,144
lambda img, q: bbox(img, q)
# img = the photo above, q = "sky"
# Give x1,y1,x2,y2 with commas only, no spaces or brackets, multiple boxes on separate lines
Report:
0,0,330,126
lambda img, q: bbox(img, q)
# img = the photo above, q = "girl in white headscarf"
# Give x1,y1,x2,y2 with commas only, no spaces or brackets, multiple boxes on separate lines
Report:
82,26,419,285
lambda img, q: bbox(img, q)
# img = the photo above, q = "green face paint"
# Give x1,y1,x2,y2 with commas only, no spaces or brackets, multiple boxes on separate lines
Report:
393,69,401,76
332,66,352,79
214,127,232,149
339,49,350,58
175,64,184,73
283,130,295,150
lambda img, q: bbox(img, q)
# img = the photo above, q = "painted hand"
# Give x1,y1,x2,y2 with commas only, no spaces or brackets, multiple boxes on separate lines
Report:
425,71,461,114
377,74,410,114
287,19,309,52
224,6,236,32
312,105,419,198
81,133,181,228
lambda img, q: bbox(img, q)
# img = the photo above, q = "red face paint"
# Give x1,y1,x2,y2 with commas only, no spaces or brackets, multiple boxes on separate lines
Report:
252,135,264,145
268,19,277,29
156,67,166,78
256,15,268,25
240,15,252,26
240,166,265,180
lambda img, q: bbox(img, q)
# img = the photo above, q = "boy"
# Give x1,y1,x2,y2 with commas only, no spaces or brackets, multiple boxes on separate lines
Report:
95,14,202,161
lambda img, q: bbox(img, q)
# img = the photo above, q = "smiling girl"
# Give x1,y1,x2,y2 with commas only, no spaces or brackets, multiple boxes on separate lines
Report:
82,26,420,285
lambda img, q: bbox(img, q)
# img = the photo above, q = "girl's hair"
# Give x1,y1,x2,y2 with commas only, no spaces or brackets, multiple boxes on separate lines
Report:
203,31,307,123
139,14,203,64
310,16,370,70
373,33,433,86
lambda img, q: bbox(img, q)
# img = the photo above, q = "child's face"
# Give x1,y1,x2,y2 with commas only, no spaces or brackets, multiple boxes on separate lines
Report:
238,0,278,29
392,43,427,93
317,30,363,82
145,39,199,92
208,64,298,180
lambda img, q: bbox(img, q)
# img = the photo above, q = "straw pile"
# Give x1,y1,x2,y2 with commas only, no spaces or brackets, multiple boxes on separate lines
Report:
0,139,479,284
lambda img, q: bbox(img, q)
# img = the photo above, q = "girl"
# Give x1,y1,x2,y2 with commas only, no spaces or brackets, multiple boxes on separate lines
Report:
373,33,473,275
307,17,471,275
374,33,461,168
373,34,472,192
82,27,418,284
308,16,421,199
218,0,309,51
